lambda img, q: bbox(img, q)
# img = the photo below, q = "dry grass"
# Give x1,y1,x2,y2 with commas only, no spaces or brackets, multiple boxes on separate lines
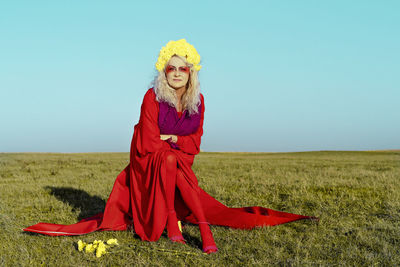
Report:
0,151,399,266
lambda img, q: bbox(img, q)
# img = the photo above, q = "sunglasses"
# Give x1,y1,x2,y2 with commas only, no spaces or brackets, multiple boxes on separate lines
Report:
165,65,190,74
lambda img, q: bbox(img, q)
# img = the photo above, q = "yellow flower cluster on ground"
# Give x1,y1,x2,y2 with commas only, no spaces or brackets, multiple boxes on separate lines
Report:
77,239,119,258
155,39,202,72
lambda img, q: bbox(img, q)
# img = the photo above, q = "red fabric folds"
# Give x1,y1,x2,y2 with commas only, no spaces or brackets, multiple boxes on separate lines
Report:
23,89,315,240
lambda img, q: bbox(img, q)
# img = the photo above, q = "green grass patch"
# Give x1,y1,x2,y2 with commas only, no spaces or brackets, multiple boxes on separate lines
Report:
0,151,399,266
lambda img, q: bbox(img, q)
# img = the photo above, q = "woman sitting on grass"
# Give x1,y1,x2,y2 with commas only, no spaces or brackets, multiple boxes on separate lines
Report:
24,39,316,254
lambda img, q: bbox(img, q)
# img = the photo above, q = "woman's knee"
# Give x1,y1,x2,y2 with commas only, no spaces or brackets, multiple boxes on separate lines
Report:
163,151,177,170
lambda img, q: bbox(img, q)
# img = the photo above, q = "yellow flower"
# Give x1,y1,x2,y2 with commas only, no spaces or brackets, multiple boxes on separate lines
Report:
106,238,119,246
77,239,118,257
77,240,86,252
96,242,107,258
85,244,95,253
92,240,102,249
96,248,106,258
155,39,201,72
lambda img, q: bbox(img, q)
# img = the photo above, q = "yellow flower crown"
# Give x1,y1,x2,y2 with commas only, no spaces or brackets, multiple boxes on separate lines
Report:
155,39,202,72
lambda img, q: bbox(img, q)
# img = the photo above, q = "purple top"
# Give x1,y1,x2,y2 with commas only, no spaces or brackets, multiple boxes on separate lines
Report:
158,97,202,150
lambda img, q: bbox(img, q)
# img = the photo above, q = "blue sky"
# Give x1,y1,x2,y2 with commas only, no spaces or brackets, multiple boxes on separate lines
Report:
1,1,399,152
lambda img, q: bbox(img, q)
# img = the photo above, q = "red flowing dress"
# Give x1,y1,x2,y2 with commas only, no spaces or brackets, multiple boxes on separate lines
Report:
23,88,315,240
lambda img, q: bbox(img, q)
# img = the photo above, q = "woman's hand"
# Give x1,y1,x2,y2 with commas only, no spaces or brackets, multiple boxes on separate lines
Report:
160,134,177,143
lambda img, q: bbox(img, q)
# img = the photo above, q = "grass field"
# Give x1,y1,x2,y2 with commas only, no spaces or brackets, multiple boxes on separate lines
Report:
0,151,399,266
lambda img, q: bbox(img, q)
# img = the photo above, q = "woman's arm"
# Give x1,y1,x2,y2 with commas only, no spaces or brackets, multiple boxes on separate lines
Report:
135,89,171,156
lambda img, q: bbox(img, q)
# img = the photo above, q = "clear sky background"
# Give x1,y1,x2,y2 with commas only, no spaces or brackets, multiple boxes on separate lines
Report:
1,1,399,152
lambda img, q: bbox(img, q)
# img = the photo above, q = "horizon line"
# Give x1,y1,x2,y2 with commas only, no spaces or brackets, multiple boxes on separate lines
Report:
1,149,399,154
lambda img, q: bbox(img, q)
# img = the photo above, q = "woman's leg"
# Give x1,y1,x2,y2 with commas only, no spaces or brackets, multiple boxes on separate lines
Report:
162,151,185,243
176,169,218,253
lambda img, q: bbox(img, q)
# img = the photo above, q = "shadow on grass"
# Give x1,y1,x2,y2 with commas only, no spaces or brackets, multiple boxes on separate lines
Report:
159,230,202,251
182,232,202,250
34,187,204,248
44,186,106,220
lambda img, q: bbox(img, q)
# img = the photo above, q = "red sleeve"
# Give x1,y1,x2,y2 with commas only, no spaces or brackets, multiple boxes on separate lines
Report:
135,89,170,156
175,93,205,155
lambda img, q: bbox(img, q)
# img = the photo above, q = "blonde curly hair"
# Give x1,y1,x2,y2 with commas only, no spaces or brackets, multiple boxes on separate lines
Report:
152,54,201,115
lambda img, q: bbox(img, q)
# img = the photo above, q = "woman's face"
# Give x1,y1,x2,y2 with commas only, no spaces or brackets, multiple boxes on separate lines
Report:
165,56,190,90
